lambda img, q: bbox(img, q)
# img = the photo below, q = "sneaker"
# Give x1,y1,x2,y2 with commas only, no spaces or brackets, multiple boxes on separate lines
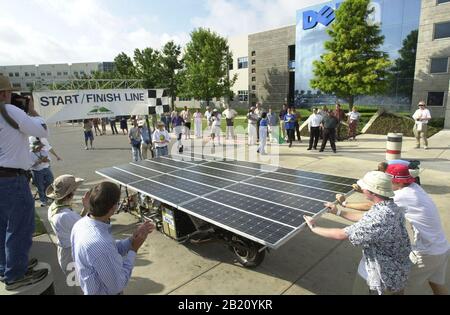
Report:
424,146,429,150
5,269,48,291
85,147,89,150
40,202,47,207
319,150,324,152
307,148,312,151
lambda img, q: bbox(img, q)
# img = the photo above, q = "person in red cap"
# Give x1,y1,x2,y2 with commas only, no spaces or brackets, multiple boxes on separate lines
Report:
386,164,449,295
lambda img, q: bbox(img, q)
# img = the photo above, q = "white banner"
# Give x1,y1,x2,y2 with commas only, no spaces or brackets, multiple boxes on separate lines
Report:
33,89,168,123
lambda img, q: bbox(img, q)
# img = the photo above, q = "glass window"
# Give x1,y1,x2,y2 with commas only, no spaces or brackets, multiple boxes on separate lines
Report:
12,83,21,88
430,58,449,73
427,92,445,106
63,72,69,76
238,57,248,69
251,68,256,74
252,60,256,65
251,51,256,57
25,72,29,77
57,72,62,76
15,72,19,77
437,0,450,4
252,77,256,82
41,73,45,76
252,85,256,91
74,72,79,76
9,73,13,77
47,72,51,76
434,22,450,39
31,73,35,77
238,90,249,102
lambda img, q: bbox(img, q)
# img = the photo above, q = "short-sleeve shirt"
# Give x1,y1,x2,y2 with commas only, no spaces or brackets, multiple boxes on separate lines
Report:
347,112,361,122
412,109,432,125
344,200,411,294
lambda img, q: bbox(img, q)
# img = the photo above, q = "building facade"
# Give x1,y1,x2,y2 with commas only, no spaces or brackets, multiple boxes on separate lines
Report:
412,0,450,124
248,25,296,110
0,62,114,91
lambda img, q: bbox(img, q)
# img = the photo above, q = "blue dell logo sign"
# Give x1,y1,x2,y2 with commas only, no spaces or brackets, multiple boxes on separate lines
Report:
303,3,342,30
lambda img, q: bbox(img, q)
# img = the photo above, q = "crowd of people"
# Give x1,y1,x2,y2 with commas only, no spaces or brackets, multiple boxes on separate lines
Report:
1,73,446,296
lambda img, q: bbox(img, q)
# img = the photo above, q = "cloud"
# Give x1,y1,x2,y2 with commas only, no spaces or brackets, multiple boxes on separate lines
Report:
0,0,189,65
0,0,324,65
191,0,324,36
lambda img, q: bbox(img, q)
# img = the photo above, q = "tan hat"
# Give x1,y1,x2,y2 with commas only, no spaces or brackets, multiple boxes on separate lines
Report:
138,120,145,127
46,175,84,200
0,75,19,92
357,171,394,198
418,101,426,107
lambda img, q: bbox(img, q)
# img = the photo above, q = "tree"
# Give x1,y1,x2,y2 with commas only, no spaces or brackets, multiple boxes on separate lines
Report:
134,48,162,89
180,28,237,107
114,53,137,78
310,0,391,109
160,41,184,109
388,30,418,99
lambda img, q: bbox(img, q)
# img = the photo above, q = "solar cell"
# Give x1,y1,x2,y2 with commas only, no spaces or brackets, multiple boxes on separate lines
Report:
169,170,235,188
225,183,326,214
97,156,355,249
133,160,179,174
155,174,216,196
187,165,251,182
129,179,195,206
180,198,295,246
261,172,352,193
275,168,356,185
96,167,143,185
203,190,306,228
203,162,264,176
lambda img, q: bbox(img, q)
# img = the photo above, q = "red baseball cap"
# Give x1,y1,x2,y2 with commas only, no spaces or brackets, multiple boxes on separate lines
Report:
386,164,416,184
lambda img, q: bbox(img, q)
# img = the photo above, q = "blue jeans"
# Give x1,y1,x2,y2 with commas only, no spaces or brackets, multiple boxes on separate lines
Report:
131,146,142,162
32,168,54,204
0,175,35,282
156,146,168,158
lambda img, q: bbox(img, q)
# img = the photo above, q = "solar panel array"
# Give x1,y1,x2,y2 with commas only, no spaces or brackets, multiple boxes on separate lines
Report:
96,154,356,249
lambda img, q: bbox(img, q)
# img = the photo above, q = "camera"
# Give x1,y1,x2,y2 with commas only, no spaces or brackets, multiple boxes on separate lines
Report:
11,93,30,113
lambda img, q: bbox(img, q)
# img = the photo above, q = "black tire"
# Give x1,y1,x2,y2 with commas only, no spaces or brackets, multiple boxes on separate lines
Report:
230,237,266,268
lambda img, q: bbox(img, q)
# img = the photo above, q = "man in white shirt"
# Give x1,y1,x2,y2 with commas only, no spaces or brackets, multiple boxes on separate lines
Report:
222,104,238,140
307,108,323,151
412,101,432,150
0,75,49,290
152,122,171,158
386,164,449,295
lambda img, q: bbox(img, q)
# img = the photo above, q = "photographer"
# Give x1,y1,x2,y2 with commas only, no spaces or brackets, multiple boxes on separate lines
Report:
0,75,49,291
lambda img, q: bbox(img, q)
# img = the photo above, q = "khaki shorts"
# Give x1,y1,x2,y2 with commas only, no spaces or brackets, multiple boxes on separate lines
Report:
407,251,449,286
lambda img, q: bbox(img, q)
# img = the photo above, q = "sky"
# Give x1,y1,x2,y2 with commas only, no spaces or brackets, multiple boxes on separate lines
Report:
0,0,323,66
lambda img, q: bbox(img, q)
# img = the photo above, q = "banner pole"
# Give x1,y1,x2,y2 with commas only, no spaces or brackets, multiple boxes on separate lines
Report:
145,115,154,159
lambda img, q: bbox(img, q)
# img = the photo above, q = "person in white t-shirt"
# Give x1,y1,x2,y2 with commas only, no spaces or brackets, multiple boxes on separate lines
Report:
222,104,238,140
412,101,432,150
30,139,54,207
47,175,88,276
386,164,449,295
204,107,213,134
193,109,203,139
0,75,49,290
210,109,222,146
29,136,62,161
152,122,171,158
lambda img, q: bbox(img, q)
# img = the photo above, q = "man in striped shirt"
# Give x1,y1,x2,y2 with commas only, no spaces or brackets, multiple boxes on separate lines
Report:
71,182,155,295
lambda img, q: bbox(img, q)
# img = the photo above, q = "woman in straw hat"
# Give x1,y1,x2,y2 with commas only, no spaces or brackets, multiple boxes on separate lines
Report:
46,175,89,274
304,171,412,295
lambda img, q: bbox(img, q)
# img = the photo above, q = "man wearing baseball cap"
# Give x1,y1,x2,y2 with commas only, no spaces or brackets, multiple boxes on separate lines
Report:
412,101,432,150
304,171,411,295
386,164,449,295
0,75,49,290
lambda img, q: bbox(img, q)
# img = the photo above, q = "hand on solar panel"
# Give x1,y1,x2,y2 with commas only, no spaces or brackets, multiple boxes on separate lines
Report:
131,221,155,252
336,194,346,205
303,216,316,230
352,184,363,193
325,203,338,215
